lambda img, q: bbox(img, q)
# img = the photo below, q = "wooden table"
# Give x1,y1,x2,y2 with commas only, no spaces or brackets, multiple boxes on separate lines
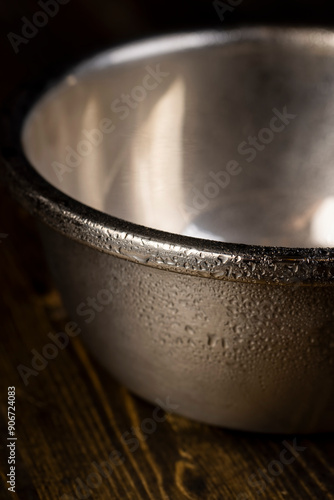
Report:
1,182,333,500
1,1,334,496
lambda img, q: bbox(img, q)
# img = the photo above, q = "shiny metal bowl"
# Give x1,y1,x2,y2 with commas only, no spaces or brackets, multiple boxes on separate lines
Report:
3,27,334,433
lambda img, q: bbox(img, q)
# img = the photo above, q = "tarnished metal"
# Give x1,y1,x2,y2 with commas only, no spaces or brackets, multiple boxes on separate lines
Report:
3,27,334,432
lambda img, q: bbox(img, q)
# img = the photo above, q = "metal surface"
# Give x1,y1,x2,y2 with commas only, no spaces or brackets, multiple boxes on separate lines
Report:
3,27,334,432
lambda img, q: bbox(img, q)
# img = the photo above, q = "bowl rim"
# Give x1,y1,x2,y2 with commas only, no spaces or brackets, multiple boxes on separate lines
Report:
2,26,334,286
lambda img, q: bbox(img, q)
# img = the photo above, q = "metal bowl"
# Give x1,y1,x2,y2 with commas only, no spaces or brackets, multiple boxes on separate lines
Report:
3,27,334,433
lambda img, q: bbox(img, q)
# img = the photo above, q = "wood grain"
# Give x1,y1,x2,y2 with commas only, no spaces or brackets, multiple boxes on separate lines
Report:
0,183,334,500
1,2,334,497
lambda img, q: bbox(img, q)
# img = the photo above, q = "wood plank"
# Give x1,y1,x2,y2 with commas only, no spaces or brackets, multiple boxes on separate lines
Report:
0,181,333,500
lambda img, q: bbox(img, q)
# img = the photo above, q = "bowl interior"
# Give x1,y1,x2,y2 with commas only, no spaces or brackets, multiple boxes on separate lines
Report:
22,29,334,247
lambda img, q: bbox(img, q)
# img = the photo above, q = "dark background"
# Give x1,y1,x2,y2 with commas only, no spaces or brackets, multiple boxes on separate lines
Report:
1,0,334,101
1,2,334,500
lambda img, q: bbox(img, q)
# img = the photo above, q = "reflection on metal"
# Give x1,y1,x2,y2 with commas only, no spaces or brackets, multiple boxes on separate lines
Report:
4,28,334,433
